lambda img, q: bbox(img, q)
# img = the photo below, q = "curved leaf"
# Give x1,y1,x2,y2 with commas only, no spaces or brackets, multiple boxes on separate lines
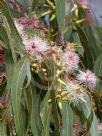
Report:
76,26,95,69
0,0,24,52
0,26,9,49
94,54,102,77
81,93,99,136
55,0,65,32
62,102,73,136
4,49,14,90
0,120,7,136
11,55,31,136
76,24,102,70
40,90,51,136
30,85,42,136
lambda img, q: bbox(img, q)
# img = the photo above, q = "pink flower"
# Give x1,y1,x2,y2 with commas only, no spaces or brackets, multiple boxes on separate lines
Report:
77,70,97,89
23,36,50,57
64,81,85,106
61,51,79,73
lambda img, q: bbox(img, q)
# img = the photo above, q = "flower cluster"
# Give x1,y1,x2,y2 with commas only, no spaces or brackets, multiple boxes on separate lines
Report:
14,16,97,106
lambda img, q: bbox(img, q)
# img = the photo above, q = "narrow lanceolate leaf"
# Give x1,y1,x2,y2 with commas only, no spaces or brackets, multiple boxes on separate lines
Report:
30,85,42,136
76,26,95,69
64,0,73,40
94,54,102,77
0,26,9,49
0,0,24,52
0,82,6,97
29,85,39,136
4,49,14,90
51,89,61,136
81,93,99,136
62,102,73,136
40,90,51,136
24,86,32,120
11,56,31,136
3,17,17,63
90,112,99,136
55,0,65,32
95,26,102,44
0,120,7,136
0,26,14,89
87,110,94,133
83,23,102,59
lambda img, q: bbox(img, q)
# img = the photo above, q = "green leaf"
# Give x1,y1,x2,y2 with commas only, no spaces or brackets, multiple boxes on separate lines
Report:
0,120,7,136
55,0,65,32
0,0,24,52
94,54,102,77
73,32,84,56
62,102,73,136
30,85,42,136
4,49,14,90
81,93,99,136
90,112,99,136
83,23,102,59
0,82,6,97
87,110,93,133
76,26,95,69
51,89,61,136
76,23,102,70
9,7,23,18
64,0,73,40
24,85,32,122
0,26,9,49
11,56,31,136
40,90,51,136
0,40,7,49
3,16,17,63
95,26,102,45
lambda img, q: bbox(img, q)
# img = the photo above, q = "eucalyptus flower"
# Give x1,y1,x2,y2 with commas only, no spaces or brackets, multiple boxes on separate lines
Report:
23,36,50,59
61,51,80,73
77,70,97,89
64,81,85,106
